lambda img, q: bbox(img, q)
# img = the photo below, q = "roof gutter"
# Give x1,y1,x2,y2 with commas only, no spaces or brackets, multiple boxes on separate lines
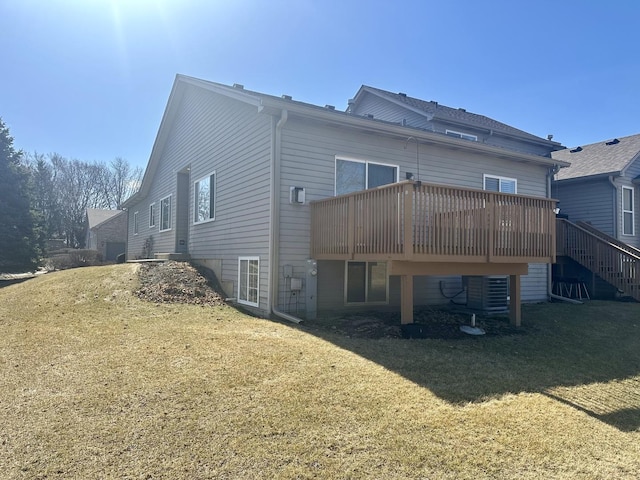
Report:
268,109,302,324
258,98,568,169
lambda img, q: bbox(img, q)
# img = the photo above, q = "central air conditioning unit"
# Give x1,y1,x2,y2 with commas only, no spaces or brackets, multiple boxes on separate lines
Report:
463,276,509,313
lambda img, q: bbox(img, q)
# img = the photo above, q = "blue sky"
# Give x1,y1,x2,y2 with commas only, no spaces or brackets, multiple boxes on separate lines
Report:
2,0,639,169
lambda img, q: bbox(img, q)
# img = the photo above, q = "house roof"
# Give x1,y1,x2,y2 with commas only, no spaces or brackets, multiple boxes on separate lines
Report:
123,75,568,207
86,209,124,229
552,133,640,181
354,86,561,148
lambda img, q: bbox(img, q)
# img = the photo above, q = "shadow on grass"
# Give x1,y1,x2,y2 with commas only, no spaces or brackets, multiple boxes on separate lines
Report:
0,277,34,288
545,393,640,433
297,301,640,432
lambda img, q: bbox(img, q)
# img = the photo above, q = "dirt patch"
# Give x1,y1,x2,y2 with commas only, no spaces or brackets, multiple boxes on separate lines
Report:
135,261,227,306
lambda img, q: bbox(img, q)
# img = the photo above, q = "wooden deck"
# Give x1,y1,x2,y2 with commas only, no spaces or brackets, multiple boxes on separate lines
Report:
311,181,556,263
310,181,558,326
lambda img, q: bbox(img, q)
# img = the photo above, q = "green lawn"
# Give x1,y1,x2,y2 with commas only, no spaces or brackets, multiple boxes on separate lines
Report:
0,264,639,479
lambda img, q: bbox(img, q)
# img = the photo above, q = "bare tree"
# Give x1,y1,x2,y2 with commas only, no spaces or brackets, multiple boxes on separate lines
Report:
25,153,141,248
109,157,142,209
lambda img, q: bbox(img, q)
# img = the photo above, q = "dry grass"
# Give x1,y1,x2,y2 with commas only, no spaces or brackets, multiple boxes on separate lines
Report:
0,264,639,479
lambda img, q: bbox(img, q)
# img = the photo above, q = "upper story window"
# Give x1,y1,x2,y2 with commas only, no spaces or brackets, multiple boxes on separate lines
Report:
622,186,635,236
133,211,139,235
160,195,172,232
484,174,517,194
149,203,156,228
446,130,477,142
194,172,216,224
335,158,398,196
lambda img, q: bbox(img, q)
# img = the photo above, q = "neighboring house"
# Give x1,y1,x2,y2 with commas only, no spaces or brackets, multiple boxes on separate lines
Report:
349,86,561,157
85,209,127,261
552,133,640,249
123,75,567,325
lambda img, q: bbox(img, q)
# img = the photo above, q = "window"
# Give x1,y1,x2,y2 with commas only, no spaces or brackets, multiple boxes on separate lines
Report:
149,203,156,228
238,257,259,307
133,211,139,235
345,261,388,304
194,173,216,223
335,158,398,196
446,130,477,142
484,174,517,194
622,187,634,236
160,195,172,232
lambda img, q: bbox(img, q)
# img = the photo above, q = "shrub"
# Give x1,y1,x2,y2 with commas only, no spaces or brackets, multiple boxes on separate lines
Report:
46,249,103,271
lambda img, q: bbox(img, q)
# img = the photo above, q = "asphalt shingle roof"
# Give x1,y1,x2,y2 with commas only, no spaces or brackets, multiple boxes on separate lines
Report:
552,133,640,180
86,209,123,229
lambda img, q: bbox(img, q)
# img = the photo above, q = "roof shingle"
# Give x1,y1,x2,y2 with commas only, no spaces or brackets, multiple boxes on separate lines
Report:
552,133,640,180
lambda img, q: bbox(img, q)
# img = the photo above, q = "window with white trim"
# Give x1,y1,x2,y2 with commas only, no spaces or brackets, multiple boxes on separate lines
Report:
160,195,172,232
335,158,398,196
484,174,517,194
345,261,388,304
622,186,634,236
238,257,259,307
446,129,477,142
133,211,139,235
149,203,156,228
194,172,216,224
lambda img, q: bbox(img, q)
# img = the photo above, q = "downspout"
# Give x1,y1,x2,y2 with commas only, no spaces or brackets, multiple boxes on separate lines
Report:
547,165,582,304
608,175,618,237
268,109,303,324
124,208,130,261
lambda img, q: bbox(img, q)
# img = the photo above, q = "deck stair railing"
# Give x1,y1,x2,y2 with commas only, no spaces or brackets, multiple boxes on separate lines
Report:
556,218,640,301
311,181,557,264
574,221,640,258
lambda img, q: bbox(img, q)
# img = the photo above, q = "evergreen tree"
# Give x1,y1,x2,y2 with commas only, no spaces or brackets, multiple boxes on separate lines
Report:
0,118,40,272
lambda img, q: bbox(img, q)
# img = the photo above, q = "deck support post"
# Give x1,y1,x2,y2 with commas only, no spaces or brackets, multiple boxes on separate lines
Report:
400,275,414,325
509,274,521,327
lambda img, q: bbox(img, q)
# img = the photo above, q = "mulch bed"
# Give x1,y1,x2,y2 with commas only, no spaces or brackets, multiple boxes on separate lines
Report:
311,308,522,340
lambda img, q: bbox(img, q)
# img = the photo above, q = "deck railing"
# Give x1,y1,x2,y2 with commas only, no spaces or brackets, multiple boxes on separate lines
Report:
311,181,557,263
556,218,640,301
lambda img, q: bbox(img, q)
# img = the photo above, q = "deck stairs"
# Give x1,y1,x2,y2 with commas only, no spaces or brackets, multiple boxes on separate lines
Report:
556,219,640,301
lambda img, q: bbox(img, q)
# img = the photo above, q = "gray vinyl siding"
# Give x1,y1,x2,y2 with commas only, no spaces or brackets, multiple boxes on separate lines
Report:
279,118,551,315
184,87,272,309
624,155,640,179
552,179,614,235
351,93,431,129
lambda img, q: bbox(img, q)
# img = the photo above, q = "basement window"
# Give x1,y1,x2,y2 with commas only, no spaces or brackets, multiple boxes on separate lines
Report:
345,261,388,304
238,257,259,307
